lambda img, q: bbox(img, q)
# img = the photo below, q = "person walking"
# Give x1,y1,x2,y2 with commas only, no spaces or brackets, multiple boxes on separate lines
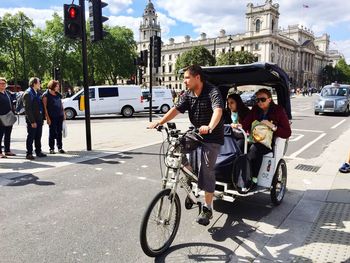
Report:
23,77,47,160
42,80,66,154
148,65,224,226
0,77,16,158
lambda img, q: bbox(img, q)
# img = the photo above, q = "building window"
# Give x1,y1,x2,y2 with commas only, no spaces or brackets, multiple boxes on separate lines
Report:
169,84,172,89
271,43,274,50
162,66,165,73
222,48,226,53
241,46,244,51
179,83,182,89
169,65,172,73
254,43,259,50
162,77,165,81
162,55,165,61
143,31,146,40
175,84,178,89
156,68,159,73
169,54,172,60
272,19,275,31
256,19,261,32
169,76,172,81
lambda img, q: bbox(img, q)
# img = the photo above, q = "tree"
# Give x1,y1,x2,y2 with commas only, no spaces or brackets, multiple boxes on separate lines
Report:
216,51,256,66
0,12,34,86
335,58,350,83
91,26,137,85
175,46,215,73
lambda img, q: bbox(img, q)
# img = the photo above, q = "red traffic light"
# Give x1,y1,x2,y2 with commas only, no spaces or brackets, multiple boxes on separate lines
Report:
68,6,78,19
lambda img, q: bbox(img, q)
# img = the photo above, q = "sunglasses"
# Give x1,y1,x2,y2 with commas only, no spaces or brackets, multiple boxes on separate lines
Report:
255,97,268,103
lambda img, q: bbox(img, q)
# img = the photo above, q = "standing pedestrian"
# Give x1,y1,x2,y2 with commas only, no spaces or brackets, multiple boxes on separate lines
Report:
24,77,47,160
148,65,224,226
0,77,16,158
42,80,66,154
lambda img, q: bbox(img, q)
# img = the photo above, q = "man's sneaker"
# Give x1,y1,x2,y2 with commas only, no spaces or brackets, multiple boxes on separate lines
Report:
58,149,66,154
196,206,213,226
49,150,56,154
26,154,35,160
339,163,350,173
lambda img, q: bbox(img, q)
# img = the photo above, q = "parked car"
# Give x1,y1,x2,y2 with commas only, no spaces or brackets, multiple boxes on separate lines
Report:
62,85,144,119
240,91,256,106
141,87,173,114
314,83,350,116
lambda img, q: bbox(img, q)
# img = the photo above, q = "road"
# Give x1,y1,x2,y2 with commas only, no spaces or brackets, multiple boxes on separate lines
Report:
0,95,349,262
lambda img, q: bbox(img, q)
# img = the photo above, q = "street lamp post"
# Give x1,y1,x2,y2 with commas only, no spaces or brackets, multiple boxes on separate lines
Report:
228,35,233,65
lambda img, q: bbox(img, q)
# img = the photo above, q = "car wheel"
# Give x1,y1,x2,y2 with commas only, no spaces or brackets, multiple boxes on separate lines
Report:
160,104,170,114
122,106,134,117
314,111,319,115
65,108,76,120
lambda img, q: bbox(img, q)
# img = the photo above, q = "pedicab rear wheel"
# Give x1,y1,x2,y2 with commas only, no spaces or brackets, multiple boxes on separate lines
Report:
270,159,287,205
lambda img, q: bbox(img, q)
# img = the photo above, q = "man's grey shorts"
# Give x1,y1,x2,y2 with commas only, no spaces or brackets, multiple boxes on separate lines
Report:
191,142,221,193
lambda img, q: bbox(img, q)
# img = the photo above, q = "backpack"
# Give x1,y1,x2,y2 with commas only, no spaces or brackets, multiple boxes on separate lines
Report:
15,88,34,115
231,154,252,193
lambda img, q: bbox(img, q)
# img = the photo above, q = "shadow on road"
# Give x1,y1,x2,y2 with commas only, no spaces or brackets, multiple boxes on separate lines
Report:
3,173,55,187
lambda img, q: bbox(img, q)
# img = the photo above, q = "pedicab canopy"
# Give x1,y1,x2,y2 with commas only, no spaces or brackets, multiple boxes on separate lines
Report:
180,63,292,120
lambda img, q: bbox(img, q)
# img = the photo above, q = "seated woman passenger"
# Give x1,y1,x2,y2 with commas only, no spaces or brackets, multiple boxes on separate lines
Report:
242,88,291,181
224,93,250,151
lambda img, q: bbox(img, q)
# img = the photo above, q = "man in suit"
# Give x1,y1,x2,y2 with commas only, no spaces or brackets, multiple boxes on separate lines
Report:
24,77,47,160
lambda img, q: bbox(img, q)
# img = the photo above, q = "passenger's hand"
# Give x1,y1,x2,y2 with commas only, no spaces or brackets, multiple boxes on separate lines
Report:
148,121,161,129
261,120,273,129
31,122,37,128
231,123,242,129
199,125,210,135
47,118,51,125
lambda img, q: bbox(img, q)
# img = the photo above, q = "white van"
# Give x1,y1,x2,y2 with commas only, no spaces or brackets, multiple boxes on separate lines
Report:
142,87,174,114
63,85,143,119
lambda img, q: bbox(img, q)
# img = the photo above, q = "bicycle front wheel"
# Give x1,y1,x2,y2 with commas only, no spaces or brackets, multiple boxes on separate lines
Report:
140,188,181,257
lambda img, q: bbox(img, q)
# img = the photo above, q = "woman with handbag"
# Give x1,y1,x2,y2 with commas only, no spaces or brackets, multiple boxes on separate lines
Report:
42,80,66,154
242,88,291,183
0,77,17,158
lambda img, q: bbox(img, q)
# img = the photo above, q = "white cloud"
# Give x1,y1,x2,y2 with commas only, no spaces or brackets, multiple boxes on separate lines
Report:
126,8,133,14
331,40,350,63
107,15,141,39
157,12,176,39
0,7,61,28
106,0,133,15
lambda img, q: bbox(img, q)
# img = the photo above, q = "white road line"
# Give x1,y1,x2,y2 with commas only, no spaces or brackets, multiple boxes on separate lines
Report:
331,119,347,129
287,133,326,159
289,134,304,142
292,128,324,133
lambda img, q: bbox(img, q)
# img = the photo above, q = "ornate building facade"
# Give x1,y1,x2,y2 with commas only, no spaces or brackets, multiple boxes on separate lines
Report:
138,0,343,90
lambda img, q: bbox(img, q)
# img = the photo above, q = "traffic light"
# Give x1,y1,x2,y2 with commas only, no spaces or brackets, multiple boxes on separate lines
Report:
140,50,148,67
153,36,161,68
89,0,109,42
54,67,61,80
64,4,82,39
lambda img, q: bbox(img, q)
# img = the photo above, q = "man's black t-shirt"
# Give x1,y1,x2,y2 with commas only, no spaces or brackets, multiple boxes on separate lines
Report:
175,82,224,145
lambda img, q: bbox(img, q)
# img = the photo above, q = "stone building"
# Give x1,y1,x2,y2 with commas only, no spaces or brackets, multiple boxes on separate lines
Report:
137,0,343,90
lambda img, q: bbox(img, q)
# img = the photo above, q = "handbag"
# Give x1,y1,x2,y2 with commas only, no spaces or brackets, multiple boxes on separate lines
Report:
62,120,67,138
249,120,273,149
0,111,17,126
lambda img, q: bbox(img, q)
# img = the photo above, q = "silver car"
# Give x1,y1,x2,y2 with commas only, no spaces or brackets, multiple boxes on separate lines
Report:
314,83,350,116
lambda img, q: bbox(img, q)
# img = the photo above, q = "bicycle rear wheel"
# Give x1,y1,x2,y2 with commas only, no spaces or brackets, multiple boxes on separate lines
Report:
140,189,181,257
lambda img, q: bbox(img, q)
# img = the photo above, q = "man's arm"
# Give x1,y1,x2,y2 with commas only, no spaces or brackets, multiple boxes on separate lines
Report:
24,92,35,124
148,107,180,129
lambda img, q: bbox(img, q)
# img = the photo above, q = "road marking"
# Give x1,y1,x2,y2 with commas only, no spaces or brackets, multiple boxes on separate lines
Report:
292,129,324,133
289,133,304,142
331,119,346,129
287,133,326,159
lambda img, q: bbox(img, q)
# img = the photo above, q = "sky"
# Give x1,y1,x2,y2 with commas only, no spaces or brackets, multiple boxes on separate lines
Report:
0,0,349,63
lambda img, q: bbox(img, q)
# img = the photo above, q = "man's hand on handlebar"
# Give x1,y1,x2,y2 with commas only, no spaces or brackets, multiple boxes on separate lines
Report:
199,125,211,135
148,121,161,129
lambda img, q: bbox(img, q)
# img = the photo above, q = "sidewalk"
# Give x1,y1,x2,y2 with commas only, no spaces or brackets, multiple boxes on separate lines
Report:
232,122,350,262
0,115,190,186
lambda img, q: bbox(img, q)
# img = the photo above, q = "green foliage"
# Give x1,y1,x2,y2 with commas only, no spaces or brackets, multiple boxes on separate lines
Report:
216,51,257,66
0,12,137,88
322,59,350,85
175,46,215,73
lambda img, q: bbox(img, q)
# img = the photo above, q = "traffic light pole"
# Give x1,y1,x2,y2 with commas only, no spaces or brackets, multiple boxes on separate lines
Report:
80,0,92,151
149,36,153,123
